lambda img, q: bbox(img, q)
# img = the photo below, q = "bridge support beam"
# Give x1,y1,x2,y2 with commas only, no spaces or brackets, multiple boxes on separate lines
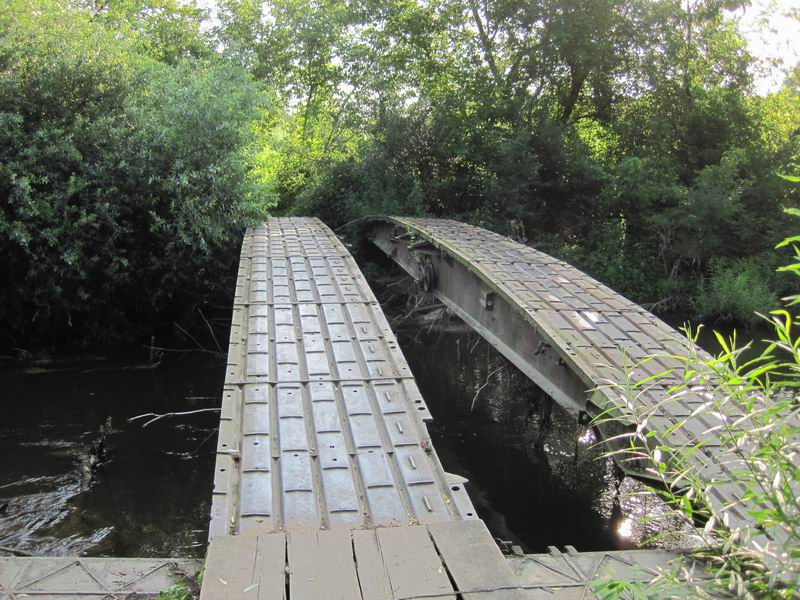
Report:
367,222,591,419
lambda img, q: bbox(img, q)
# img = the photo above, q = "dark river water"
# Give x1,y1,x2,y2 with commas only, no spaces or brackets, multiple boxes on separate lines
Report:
0,352,223,557
0,314,759,558
399,328,689,553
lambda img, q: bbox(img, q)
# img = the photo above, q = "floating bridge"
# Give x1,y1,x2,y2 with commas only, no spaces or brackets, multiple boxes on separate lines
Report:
364,217,761,540
195,216,727,599
208,218,475,536
201,217,529,599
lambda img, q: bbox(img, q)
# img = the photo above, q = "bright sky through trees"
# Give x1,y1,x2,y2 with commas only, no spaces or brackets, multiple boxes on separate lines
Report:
194,0,800,93
740,0,800,93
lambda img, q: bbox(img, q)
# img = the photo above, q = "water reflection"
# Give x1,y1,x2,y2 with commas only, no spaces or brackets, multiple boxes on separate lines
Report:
0,353,223,557
397,327,694,553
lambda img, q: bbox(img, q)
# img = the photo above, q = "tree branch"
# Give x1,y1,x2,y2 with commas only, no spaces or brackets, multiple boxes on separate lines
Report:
129,408,221,428
468,0,500,84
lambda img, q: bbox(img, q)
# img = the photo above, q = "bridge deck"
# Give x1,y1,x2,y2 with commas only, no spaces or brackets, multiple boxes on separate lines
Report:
201,521,530,600
366,217,777,546
200,217,549,598
210,217,477,537
370,218,691,404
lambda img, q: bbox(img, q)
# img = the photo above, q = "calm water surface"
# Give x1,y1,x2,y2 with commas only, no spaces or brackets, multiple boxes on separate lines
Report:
398,329,689,553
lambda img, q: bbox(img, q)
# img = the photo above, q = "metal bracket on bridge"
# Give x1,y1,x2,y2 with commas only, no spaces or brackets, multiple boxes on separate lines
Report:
366,219,590,418
481,290,495,310
418,254,437,291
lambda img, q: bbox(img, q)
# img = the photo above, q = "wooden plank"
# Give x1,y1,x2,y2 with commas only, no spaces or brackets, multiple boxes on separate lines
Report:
256,533,287,600
200,534,286,600
200,536,259,600
287,529,361,600
428,521,527,600
376,526,454,600
352,530,392,600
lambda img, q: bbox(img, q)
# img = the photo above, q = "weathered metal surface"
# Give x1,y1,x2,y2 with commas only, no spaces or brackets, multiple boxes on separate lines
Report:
367,218,691,415
210,217,475,538
364,217,769,544
507,547,692,598
0,557,200,599
200,521,692,600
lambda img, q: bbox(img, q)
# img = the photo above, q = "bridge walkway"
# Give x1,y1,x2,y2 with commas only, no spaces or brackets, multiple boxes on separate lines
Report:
366,217,790,550
209,217,475,536
201,217,528,599
0,216,700,600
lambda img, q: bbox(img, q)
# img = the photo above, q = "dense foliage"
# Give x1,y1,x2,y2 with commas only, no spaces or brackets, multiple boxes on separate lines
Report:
0,0,272,345
213,0,800,322
1,0,799,346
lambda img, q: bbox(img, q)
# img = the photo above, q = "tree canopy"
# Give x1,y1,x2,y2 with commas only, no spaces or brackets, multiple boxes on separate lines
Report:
1,0,798,345
216,0,799,321
0,0,272,343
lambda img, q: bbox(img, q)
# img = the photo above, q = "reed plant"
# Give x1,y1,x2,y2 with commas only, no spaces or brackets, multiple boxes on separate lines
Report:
593,208,800,599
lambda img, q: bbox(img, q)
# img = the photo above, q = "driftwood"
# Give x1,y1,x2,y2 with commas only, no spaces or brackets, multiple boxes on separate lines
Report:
0,545,33,557
470,366,506,411
128,408,221,428
197,308,222,353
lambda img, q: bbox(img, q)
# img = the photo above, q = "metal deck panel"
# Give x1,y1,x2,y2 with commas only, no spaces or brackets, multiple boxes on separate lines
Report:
0,557,201,599
200,523,691,599
507,547,696,598
366,217,794,549
384,218,691,392
210,217,475,538
200,522,528,600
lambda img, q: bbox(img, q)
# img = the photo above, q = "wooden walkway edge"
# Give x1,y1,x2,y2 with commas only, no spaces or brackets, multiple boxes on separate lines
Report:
200,521,528,600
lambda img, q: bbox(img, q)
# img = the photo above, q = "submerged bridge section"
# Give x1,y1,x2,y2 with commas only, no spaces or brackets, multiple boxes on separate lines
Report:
365,217,756,542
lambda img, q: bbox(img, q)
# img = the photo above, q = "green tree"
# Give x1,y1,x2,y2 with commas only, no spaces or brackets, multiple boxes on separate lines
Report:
0,0,272,345
79,0,213,63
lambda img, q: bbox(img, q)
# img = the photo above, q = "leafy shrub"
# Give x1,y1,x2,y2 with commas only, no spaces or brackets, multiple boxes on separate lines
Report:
694,256,780,324
0,0,272,345
593,210,800,598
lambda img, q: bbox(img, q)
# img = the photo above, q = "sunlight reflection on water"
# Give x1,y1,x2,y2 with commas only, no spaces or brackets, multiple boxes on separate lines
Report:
398,327,697,553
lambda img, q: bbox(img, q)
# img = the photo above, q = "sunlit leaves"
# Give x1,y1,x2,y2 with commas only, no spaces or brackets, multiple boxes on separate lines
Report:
592,220,800,596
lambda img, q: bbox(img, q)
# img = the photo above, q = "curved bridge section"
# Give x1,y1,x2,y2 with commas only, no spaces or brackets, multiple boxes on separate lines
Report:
201,217,538,600
366,217,753,533
210,217,476,537
367,217,691,420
